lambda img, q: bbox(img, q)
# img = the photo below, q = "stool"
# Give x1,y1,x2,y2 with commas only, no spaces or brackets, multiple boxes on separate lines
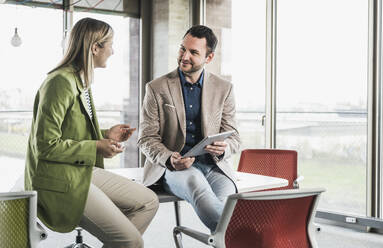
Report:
64,227,93,248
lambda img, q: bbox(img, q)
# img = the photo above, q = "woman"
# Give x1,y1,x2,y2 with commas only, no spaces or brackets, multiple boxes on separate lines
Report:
25,18,158,248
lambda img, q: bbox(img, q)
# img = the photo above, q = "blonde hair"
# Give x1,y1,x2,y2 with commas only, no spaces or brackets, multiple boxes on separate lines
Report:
50,17,113,88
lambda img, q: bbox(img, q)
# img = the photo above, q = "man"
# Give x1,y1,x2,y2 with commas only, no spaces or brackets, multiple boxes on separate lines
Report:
138,25,240,232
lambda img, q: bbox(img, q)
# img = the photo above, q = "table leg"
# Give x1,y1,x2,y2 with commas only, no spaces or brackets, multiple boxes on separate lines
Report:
174,201,181,226
173,201,183,247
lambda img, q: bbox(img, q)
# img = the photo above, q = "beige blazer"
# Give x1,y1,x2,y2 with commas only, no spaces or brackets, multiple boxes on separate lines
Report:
138,69,240,186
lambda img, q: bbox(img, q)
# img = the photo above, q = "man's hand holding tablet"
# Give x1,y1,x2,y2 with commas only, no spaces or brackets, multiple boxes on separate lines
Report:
169,152,195,171
204,141,227,156
182,130,235,158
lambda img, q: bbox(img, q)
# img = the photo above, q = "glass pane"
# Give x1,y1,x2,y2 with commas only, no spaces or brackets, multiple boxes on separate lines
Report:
74,0,124,12
0,5,62,110
0,4,62,191
276,0,368,215
73,13,140,168
206,0,266,167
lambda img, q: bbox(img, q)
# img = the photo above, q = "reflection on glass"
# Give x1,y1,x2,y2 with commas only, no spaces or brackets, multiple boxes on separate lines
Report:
0,4,62,190
276,0,368,215
206,0,267,167
0,4,62,110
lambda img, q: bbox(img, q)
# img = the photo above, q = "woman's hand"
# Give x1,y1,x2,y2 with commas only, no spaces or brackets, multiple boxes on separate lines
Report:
105,124,136,142
96,139,124,158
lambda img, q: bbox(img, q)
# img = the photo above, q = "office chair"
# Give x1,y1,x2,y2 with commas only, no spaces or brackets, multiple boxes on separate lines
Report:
173,188,325,248
10,173,94,247
237,149,304,189
0,191,47,248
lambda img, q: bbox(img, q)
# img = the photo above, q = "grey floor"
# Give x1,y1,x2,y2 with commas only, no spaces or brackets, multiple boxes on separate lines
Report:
38,201,383,248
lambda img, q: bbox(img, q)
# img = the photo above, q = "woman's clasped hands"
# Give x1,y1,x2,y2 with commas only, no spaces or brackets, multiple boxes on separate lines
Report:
96,124,136,158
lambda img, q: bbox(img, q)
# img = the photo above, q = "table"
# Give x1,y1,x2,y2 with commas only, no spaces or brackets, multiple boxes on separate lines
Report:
109,168,288,195
109,168,288,226
12,168,288,228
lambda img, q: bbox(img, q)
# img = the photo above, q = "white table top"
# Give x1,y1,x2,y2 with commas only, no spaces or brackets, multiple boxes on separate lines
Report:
109,168,288,193
10,168,288,204
235,171,288,193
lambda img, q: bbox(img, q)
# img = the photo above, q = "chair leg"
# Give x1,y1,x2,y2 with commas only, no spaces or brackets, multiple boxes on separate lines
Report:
172,201,184,247
174,200,183,244
173,229,183,248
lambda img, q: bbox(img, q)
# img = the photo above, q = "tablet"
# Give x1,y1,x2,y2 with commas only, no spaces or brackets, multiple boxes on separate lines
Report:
182,130,235,158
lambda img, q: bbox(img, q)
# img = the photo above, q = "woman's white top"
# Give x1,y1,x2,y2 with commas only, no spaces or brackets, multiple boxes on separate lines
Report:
80,75,93,119
83,88,93,119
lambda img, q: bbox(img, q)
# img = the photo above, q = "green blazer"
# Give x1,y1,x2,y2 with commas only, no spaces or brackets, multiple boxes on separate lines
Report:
25,65,105,233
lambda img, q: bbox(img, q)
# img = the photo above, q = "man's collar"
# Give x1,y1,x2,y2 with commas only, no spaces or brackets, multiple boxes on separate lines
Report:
178,68,204,87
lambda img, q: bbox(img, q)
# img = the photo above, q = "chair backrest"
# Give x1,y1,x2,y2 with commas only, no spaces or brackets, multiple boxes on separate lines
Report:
237,149,297,189
0,191,47,248
214,188,325,248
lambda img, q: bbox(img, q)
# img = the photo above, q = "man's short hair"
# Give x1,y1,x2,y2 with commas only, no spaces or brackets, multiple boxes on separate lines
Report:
184,25,218,56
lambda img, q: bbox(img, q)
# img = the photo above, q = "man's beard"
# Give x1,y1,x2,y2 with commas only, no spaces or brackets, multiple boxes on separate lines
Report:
178,58,204,74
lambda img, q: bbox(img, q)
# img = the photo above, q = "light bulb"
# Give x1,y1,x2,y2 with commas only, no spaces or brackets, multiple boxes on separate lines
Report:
0,0,7,4
11,28,22,47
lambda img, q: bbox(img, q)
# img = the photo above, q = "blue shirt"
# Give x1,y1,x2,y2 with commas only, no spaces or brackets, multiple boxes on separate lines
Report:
179,68,204,155
178,68,216,169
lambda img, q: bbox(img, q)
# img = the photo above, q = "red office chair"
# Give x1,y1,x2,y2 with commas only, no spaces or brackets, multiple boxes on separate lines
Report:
237,149,303,189
173,188,325,248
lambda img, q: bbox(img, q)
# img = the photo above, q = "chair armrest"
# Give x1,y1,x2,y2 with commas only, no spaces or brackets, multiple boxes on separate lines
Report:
293,175,304,188
173,226,214,246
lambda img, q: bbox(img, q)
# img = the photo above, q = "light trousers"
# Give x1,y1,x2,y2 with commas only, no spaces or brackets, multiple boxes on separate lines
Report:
79,168,159,248
162,163,236,232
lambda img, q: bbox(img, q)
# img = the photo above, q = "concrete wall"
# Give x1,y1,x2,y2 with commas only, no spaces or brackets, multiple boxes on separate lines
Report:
206,0,232,81
152,0,190,78
122,18,140,167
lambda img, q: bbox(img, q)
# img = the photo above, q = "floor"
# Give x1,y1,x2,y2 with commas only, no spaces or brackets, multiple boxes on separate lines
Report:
38,201,383,248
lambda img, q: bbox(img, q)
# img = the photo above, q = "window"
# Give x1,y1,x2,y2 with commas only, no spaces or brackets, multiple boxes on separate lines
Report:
0,4,62,110
0,4,62,191
206,0,267,167
276,0,368,216
0,3,140,192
